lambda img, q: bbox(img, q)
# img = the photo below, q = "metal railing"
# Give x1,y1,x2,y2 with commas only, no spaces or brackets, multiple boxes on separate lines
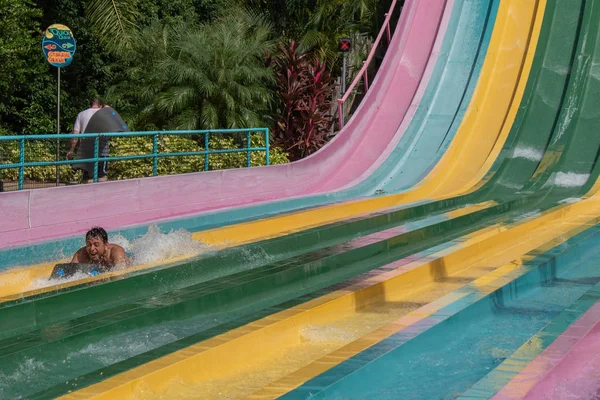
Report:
338,0,402,128
0,128,270,191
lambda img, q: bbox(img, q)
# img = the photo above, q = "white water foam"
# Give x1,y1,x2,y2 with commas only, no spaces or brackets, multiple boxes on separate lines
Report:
128,225,209,266
0,358,49,399
590,61,600,82
511,146,544,162
558,197,581,204
31,270,105,290
497,179,524,190
553,172,590,188
71,325,180,366
109,233,131,251
553,83,578,145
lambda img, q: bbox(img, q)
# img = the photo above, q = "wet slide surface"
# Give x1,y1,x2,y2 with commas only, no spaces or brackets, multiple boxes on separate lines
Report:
3,0,600,399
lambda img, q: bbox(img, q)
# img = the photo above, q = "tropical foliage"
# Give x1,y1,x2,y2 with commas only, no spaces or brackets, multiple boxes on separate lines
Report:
135,11,276,130
270,41,336,161
0,0,400,185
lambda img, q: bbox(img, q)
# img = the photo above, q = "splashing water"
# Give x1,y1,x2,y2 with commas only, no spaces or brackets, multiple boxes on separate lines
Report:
0,358,50,399
31,270,102,290
109,233,130,251
29,225,210,290
128,225,210,266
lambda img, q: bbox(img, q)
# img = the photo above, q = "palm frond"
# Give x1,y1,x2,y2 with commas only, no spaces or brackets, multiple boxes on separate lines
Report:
86,0,138,53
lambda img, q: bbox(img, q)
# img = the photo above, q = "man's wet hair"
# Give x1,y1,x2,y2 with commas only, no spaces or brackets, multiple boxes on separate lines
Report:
90,98,103,108
86,226,108,244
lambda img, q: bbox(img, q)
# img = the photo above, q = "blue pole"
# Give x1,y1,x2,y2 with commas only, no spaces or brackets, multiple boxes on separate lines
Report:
246,131,251,167
18,138,24,190
153,133,158,176
265,128,270,166
204,133,209,171
93,136,99,183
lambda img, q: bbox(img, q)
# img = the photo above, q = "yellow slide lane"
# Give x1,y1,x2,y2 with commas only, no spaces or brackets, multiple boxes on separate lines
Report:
59,181,600,400
0,0,543,300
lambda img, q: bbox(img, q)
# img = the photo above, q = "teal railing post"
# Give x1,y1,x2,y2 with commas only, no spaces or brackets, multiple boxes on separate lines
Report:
265,128,270,166
204,132,209,171
246,131,251,167
152,133,158,176
18,138,25,190
93,135,99,183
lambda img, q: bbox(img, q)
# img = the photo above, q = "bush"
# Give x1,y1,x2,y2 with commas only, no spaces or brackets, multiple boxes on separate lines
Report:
0,138,77,182
270,41,336,161
107,133,289,180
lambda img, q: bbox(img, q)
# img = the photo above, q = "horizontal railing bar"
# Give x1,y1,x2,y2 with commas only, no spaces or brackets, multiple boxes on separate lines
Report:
0,148,268,169
0,128,267,141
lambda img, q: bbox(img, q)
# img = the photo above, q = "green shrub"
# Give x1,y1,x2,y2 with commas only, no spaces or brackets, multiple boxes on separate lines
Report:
108,133,288,180
0,139,77,182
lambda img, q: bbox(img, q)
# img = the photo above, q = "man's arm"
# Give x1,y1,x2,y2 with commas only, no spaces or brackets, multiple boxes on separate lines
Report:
111,245,131,267
70,248,84,263
67,115,81,160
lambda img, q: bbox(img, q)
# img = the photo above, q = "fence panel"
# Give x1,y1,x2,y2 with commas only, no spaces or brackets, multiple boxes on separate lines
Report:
0,129,270,192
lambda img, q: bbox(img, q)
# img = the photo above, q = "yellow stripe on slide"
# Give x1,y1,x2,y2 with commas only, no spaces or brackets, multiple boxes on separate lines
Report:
59,178,600,400
0,0,543,300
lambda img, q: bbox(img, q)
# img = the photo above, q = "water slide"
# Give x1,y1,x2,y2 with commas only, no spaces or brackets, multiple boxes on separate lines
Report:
0,0,519,289
0,0,499,286
3,0,600,398
0,0,450,249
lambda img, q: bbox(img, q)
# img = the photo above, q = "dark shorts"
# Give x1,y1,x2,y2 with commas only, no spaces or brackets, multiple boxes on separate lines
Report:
82,161,108,180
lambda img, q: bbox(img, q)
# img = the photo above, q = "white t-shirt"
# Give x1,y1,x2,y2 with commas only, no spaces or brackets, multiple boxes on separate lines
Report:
73,107,101,133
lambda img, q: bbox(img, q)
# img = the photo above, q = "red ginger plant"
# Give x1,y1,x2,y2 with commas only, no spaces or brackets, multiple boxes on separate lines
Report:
270,40,336,161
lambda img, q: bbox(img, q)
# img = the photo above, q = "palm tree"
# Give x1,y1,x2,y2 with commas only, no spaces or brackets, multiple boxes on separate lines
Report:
85,0,139,53
138,10,276,130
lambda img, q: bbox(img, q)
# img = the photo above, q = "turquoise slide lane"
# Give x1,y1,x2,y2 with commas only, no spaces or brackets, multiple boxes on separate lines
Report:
0,0,498,270
281,215,600,400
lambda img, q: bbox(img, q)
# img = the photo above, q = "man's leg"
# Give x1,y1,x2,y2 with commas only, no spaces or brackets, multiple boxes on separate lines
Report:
97,161,108,182
82,163,107,184
82,170,92,184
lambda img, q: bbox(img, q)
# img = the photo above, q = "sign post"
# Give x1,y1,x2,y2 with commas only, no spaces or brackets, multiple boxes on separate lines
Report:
337,37,352,127
42,24,76,186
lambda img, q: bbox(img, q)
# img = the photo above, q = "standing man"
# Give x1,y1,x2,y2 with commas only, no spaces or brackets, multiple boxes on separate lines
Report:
67,98,107,183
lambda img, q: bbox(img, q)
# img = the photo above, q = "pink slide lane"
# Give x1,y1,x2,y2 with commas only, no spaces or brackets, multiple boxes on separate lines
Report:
492,301,600,400
0,0,450,248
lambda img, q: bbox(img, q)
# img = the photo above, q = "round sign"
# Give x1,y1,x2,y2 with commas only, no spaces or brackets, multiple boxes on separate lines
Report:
42,24,76,68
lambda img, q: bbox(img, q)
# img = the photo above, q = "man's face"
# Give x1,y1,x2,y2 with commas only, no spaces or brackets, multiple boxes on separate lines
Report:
86,235,107,262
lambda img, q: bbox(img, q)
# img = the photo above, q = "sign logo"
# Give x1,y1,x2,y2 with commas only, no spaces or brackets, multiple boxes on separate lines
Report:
42,24,76,68
337,37,352,53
